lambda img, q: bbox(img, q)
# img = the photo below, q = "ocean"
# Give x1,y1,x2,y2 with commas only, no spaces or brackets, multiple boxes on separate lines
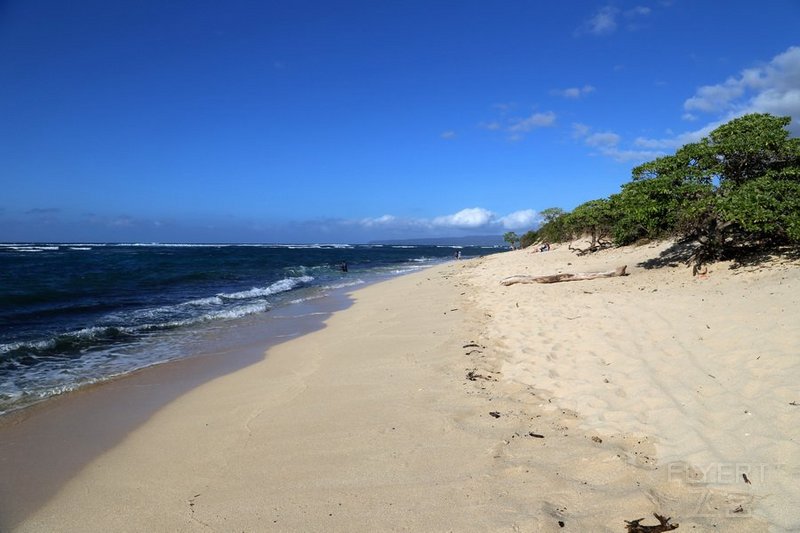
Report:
0,242,501,415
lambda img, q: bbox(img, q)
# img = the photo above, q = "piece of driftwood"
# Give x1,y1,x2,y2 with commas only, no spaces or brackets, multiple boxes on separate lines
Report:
500,266,627,286
625,513,678,532
568,239,612,255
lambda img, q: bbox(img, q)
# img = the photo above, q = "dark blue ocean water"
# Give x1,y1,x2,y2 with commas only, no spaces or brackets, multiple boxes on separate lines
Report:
0,242,500,414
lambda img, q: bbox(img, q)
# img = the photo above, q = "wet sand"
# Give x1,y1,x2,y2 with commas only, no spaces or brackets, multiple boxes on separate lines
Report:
0,293,350,530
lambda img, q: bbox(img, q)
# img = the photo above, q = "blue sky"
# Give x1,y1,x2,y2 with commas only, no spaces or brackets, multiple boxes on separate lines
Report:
1,1,798,243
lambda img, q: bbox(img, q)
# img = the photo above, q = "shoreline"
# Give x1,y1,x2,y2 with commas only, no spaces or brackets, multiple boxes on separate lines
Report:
0,287,355,529
1,261,483,531
0,242,480,416
1,244,797,531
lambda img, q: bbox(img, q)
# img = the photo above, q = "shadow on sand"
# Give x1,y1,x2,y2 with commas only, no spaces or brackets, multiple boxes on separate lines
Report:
637,239,800,271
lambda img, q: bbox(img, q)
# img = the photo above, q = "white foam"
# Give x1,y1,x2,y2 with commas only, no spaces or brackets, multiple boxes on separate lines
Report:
288,294,327,305
181,296,224,307
3,246,54,252
0,338,55,355
219,276,314,300
322,280,366,290
69,326,116,339
205,302,270,320
115,243,229,248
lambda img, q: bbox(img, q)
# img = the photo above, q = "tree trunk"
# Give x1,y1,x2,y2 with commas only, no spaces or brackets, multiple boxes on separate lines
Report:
500,265,627,286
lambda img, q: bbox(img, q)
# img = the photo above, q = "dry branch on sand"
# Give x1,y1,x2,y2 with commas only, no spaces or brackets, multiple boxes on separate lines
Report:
500,266,627,286
624,513,679,532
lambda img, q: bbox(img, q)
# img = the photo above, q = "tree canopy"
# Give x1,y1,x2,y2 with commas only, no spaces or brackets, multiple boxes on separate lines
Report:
529,113,800,268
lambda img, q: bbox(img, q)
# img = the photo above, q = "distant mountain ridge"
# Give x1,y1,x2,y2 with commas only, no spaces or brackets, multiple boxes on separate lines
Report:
370,235,506,246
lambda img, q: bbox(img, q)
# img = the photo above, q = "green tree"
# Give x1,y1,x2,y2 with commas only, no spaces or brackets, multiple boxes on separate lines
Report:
620,113,800,268
563,198,615,250
536,207,571,244
709,113,800,186
519,230,539,249
503,231,520,249
539,207,566,224
610,175,712,245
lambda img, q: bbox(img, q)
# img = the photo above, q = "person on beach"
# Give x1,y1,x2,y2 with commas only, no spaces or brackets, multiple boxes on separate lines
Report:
340,261,348,272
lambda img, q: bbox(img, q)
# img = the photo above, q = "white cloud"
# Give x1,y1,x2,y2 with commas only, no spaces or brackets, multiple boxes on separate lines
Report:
508,111,557,133
357,207,538,233
440,130,456,140
573,123,665,163
633,121,720,152
499,209,537,229
747,87,800,119
433,207,494,229
598,147,665,163
576,46,800,165
577,4,655,36
585,131,620,147
682,45,800,134
360,214,398,227
572,122,591,138
620,48,800,155
553,85,595,99
482,110,556,141
576,3,656,36
684,81,745,112
633,136,671,149
583,6,619,35
483,104,557,141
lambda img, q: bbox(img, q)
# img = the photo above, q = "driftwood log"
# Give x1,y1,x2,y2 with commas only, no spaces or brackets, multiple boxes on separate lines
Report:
500,265,627,286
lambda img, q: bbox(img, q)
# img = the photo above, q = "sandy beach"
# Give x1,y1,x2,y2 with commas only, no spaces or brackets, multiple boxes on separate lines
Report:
1,241,798,532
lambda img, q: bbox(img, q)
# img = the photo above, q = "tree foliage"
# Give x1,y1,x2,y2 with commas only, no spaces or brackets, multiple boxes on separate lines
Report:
526,114,799,269
539,207,566,224
536,207,571,244
622,113,800,267
519,230,539,249
716,177,800,241
563,198,615,250
610,176,712,245
503,231,520,249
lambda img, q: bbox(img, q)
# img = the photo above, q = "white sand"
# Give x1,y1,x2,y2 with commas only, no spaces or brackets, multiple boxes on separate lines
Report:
463,241,799,531
6,241,799,532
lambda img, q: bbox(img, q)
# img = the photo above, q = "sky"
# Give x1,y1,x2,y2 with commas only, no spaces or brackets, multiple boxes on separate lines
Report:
1,1,798,243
